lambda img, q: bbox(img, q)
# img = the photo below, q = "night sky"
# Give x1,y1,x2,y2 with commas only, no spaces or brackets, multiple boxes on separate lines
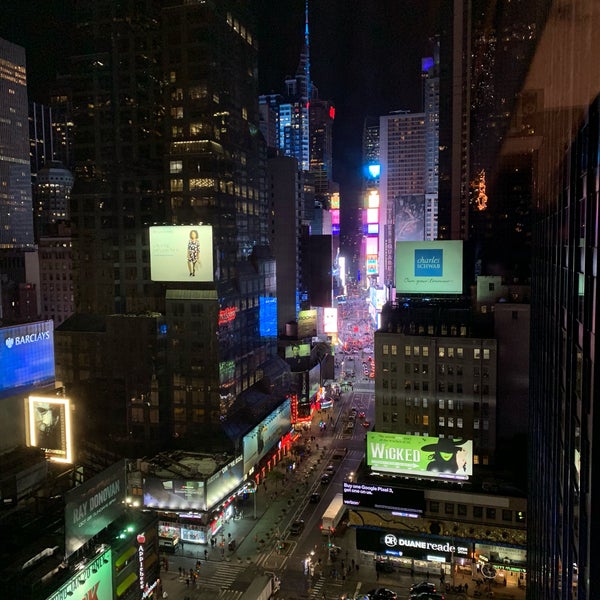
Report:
1,0,440,239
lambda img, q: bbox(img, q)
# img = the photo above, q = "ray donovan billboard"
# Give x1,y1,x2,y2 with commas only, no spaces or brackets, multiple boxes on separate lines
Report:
64,460,127,556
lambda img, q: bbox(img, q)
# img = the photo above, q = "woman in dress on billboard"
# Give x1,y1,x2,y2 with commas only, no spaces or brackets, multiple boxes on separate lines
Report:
422,437,469,474
187,229,200,276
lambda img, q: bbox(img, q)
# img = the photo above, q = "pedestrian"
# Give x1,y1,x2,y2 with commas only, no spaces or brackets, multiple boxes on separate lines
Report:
185,578,190,587
351,559,355,569
465,583,469,594
355,564,359,574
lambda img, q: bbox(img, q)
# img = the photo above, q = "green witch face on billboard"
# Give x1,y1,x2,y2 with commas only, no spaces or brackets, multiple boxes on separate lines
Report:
366,432,473,480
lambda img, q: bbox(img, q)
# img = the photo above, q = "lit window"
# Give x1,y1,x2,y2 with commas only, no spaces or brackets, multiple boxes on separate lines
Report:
169,160,182,174
474,348,481,360
438,347,445,358
413,346,420,357
457,347,463,358
405,345,411,357
383,344,389,355
483,348,490,360
438,416,445,427
447,347,454,358
391,345,397,355
456,418,463,428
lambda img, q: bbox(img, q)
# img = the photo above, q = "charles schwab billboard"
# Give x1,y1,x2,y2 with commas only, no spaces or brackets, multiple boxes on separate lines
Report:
395,240,463,295
367,432,473,481
64,460,127,557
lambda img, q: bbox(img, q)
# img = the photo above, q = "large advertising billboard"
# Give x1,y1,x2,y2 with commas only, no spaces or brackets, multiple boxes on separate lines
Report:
342,481,425,514
47,548,112,600
64,460,127,557
243,399,291,475
149,225,214,282
259,296,277,338
285,343,311,371
297,309,318,339
367,432,473,481
356,528,470,561
144,477,206,511
395,240,463,295
27,396,73,463
395,195,425,242
323,307,338,334
0,320,55,398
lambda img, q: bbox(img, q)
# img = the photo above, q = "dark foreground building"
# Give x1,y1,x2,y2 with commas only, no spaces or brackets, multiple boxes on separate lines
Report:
527,0,600,598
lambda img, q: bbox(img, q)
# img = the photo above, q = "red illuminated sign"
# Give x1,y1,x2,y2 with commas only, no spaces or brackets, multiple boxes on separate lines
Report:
329,106,335,120
218,306,237,325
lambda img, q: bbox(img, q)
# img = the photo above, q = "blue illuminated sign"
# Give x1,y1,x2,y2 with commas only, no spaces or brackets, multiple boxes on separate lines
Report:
0,321,55,397
332,224,340,235
367,164,381,178
414,249,443,277
259,296,277,338
367,224,379,235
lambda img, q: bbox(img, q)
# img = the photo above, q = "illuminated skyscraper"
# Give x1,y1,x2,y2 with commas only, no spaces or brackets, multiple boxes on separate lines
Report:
0,38,34,249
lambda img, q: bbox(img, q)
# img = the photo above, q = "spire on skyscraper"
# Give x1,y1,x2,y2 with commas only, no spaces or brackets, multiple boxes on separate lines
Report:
296,0,311,102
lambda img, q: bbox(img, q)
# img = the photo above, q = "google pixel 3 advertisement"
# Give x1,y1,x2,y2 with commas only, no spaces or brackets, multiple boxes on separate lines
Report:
149,225,214,282
0,320,55,398
395,240,463,295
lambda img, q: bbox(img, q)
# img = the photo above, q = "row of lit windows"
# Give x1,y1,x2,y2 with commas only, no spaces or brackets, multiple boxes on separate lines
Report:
429,501,525,524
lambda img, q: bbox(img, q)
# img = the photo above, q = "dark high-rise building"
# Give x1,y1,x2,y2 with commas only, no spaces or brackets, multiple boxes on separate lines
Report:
57,1,278,449
309,92,335,199
67,1,165,316
525,0,599,598
0,38,34,250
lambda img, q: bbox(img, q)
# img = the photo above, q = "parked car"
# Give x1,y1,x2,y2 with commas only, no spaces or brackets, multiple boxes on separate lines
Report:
410,582,437,594
309,492,321,503
366,588,397,600
320,473,331,485
325,464,336,473
289,520,305,535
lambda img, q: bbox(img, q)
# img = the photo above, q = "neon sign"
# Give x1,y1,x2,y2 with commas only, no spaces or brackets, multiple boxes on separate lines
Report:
218,306,237,325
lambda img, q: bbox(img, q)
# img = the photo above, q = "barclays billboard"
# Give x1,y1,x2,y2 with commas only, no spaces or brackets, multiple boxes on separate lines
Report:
0,320,55,398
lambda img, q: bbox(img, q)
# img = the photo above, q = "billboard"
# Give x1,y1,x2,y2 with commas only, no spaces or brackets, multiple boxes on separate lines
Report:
343,481,425,514
64,460,127,556
47,548,112,600
0,320,55,397
243,399,291,475
356,528,470,561
395,240,463,295
367,432,473,480
323,307,338,334
149,225,214,282
297,309,318,339
285,343,311,371
27,396,73,463
144,477,206,511
395,195,425,242
259,296,277,337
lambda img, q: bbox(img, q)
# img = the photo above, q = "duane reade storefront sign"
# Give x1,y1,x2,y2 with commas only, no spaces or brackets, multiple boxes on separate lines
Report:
357,527,471,561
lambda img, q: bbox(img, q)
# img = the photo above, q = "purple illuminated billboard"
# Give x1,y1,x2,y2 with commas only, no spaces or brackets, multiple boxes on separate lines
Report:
0,320,55,398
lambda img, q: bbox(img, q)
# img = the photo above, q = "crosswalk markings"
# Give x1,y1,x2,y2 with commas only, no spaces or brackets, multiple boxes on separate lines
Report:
218,590,243,600
198,561,247,590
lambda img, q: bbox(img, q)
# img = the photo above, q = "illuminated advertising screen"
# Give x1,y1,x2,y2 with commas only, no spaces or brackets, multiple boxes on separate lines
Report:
64,460,127,556
367,432,473,481
323,308,338,333
331,209,340,225
259,296,277,337
144,478,206,511
366,236,378,254
343,481,425,513
297,309,318,338
285,343,310,359
0,320,54,397
331,193,340,209
27,396,72,463
367,190,380,208
243,398,291,474
47,548,112,600
149,225,214,282
367,208,379,224
395,195,425,241
366,223,379,235
356,528,470,561
366,255,378,275
395,241,463,295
